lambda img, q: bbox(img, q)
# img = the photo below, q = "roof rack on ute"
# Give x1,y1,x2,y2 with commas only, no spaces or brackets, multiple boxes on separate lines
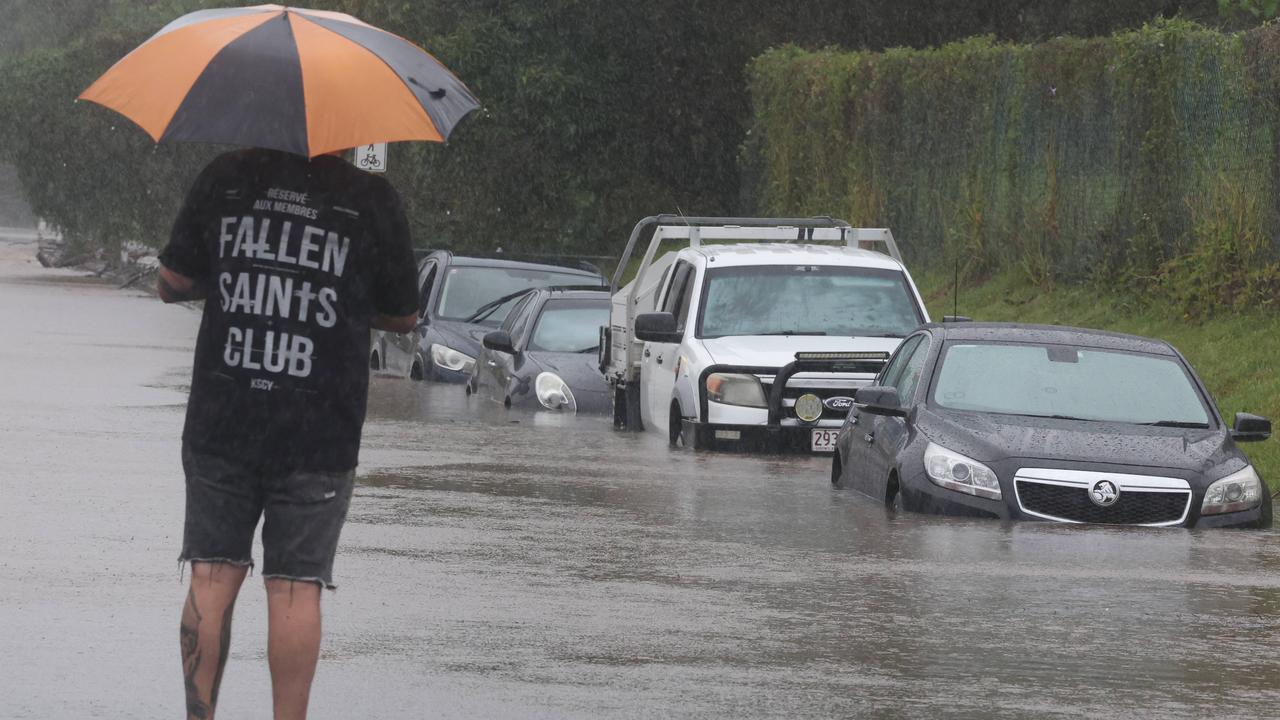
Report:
608,215,901,295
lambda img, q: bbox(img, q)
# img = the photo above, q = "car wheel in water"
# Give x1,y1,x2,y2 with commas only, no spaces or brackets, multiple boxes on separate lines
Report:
830,452,843,486
668,402,684,447
410,361,424,381
369,350,381,371
625,381,644,430
612,387,627,428
886,475,904,512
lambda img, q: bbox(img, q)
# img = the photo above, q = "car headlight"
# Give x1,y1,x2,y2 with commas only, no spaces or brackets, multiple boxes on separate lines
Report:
430,344,475,373
1201,465,1263,515
924,442,1001,500
535,372,577,412
706,373,767,408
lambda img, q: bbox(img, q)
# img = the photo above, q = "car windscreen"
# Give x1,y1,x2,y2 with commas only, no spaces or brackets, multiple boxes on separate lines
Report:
437,266,599,324
698,265,922,339
931,342,1212,427
528,299,610,353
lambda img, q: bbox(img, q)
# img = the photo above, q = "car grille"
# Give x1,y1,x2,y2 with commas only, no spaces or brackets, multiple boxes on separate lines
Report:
1016,480,1190,526
760,382,859,421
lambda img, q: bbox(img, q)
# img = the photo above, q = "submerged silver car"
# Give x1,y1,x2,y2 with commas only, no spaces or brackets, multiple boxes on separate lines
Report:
467,287,611,413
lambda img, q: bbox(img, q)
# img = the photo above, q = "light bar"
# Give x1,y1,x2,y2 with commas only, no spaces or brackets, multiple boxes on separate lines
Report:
795,351,890,362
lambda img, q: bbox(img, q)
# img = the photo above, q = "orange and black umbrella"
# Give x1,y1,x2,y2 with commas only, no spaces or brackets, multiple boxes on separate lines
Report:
79,4,478,157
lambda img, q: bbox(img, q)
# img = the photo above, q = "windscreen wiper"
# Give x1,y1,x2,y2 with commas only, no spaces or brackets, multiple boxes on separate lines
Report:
757,331,827,336
463,289,532,323
1008,413,1100,422
1141,420,1210,429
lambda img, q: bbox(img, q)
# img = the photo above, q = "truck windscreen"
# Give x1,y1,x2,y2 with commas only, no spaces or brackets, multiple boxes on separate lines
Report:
698,265,922,339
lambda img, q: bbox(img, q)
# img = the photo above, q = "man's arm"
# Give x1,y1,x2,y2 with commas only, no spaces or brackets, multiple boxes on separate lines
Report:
157,264,207,304
160,157,227,302
371,313,417,334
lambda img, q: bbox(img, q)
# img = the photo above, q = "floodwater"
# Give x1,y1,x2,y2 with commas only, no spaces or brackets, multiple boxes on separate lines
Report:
2,234,1279,719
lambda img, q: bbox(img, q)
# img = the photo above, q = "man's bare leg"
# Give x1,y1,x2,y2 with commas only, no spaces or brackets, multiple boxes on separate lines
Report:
181,561,248,720
265,579,323,720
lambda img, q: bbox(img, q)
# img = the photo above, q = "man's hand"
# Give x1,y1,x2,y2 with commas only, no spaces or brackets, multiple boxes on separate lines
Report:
372,313,417,333
157,265,207,303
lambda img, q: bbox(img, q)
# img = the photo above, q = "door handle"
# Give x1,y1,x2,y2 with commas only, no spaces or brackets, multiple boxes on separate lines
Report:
486,360,497,367
863,433,875,444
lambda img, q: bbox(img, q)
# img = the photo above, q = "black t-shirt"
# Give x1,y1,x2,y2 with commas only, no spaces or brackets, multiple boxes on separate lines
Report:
160,149,417,472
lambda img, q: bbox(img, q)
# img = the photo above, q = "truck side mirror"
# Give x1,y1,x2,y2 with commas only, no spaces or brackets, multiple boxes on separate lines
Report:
1232,412,1271,442
483,330,517,355
855,386,907,417
634,312,681,343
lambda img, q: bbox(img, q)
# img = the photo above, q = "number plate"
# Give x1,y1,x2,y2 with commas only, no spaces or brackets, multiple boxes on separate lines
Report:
810,428,839,452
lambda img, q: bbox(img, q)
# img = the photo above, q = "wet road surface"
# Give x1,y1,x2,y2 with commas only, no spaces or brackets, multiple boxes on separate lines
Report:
2,235,1280,718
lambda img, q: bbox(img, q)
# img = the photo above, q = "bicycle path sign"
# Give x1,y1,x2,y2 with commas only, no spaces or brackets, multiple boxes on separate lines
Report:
356,143,387,173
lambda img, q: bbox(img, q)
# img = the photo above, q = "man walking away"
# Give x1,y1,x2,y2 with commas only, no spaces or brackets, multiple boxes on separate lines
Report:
157,147,418,719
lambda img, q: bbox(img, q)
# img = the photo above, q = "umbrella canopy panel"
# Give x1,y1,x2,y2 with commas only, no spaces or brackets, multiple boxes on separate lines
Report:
79,4,478,157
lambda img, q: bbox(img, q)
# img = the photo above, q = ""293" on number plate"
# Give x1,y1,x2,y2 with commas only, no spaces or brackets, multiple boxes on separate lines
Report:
811,428,838,452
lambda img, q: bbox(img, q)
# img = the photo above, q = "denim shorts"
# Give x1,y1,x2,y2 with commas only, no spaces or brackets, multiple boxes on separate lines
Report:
180,443,356,589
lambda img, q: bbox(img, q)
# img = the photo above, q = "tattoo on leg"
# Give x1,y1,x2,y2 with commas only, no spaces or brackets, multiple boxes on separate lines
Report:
181,586,212,720
210,596,236,707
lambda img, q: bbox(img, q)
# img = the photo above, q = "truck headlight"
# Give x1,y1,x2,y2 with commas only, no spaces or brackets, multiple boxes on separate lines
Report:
431,344,475,373
1201,465,1263,515
706,373,767,408
536,372,577,412
924,442,1001,500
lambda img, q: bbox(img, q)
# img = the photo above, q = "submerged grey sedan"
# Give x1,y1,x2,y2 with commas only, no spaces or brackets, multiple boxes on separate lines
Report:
831,323,1272,528
467,287,611,414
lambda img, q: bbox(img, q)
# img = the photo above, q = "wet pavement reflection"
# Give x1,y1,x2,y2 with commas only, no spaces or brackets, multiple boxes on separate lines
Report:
2,236,1279,718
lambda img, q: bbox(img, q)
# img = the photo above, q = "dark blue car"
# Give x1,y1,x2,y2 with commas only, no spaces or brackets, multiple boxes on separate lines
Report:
370,251,605,382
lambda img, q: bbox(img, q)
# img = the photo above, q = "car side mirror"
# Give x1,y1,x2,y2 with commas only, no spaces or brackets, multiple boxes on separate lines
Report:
483,330,517,355
634,312,681,343
1231,412,1271,442
855,385,906,417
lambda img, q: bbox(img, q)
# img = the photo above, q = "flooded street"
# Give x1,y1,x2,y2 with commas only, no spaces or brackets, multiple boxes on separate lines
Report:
2,235,1280,718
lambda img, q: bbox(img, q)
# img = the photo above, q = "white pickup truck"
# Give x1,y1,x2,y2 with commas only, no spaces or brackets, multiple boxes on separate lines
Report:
600,216,929,452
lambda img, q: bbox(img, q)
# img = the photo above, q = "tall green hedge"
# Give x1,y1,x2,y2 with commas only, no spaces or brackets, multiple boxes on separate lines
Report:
0,0,765,261
748,19,1280,313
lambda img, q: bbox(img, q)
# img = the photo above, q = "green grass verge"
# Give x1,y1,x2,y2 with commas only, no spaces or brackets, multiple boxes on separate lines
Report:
919,272,1280,489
